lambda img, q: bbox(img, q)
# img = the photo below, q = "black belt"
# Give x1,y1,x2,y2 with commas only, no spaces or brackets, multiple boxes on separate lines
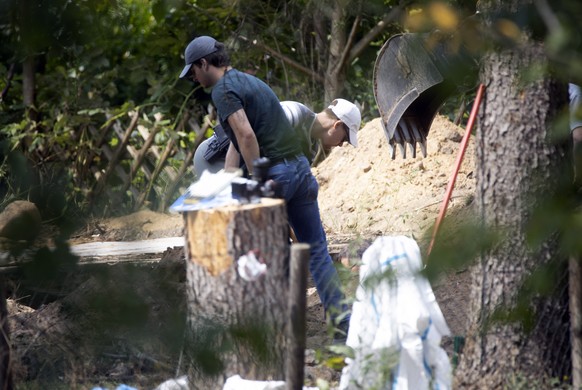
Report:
269,155,302,166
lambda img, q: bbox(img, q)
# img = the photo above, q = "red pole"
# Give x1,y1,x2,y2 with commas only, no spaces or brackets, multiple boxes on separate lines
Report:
427,83,486,257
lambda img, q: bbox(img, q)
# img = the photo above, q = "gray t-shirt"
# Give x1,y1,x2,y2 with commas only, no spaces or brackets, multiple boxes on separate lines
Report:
195,100,319,175
280,101,318,163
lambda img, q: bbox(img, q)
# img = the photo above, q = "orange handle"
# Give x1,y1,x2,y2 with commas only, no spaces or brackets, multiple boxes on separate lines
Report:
427,83,486,258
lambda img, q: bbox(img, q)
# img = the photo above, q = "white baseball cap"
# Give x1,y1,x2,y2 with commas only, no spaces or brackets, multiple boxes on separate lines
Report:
328,98,361,147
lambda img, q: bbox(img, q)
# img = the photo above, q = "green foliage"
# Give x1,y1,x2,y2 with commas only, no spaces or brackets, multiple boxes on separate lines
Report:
0,0,210,217
423,211,500,282
505,371,573,390
1,0,404,217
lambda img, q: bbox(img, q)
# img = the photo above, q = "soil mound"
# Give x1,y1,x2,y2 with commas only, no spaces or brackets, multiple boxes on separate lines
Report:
314,115,476,243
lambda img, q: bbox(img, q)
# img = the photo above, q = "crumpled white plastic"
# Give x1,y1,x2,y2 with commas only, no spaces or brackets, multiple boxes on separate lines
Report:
154,375,189,390
223,375,319,390
339,236,452,390
237,250,267,281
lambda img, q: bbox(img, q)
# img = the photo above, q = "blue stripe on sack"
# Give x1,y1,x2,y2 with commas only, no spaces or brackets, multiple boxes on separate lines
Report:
370,291,382,322
382,253,408,267
392,363,399,389
421,318,439,389
421,318,433,341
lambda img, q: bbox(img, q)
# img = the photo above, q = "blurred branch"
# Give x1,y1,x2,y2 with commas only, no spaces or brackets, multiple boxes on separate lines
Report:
335,15,362,75
235,35,324,83
189,3,324,83
349,7,403,61
534,0,561,33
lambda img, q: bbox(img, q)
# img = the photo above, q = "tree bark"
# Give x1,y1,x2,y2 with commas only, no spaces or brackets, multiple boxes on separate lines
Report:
22,56,36,121
183,198,290,389
570,255,582,388
454,34,569,388
324,0,348,104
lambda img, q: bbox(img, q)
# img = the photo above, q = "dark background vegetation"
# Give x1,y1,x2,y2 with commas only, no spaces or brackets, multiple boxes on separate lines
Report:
1,0,582,388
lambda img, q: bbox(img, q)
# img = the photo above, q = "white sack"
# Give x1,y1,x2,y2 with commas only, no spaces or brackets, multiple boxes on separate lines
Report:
339,236,452,390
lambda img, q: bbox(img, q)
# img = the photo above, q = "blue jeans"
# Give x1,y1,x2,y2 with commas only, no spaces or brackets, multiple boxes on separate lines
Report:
268,156,348,322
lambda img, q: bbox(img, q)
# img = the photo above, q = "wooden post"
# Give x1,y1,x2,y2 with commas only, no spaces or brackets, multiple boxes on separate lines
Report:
286,243,310,390
570,255,582,388
183,198,289,388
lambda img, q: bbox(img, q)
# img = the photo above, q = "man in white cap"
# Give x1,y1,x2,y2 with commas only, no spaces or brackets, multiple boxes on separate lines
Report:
284,98,361,163
194,98,361,177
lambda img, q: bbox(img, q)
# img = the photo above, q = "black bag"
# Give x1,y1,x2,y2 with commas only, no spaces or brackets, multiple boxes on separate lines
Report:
203,124,230,162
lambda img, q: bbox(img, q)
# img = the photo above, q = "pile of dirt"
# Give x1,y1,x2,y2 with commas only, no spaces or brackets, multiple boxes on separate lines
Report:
315,115,476,242
315,115,476,339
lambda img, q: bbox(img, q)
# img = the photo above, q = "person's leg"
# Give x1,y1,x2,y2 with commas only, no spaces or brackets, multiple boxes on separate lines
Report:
269,157,348,322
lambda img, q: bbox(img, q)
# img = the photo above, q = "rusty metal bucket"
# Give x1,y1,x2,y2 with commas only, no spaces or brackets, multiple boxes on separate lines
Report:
373,33,477,159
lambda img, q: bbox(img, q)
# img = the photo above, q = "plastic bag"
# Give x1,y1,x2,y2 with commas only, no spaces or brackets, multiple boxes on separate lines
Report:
339,236,452,390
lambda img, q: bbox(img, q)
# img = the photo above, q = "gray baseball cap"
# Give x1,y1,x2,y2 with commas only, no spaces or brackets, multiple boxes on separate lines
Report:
179,36,219,79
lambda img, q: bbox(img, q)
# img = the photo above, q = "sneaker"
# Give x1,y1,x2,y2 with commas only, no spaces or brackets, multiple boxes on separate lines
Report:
332,319,350,345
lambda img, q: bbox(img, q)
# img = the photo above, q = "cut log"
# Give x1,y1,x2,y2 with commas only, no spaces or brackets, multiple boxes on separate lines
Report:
0,201,41,243
183,198,289,388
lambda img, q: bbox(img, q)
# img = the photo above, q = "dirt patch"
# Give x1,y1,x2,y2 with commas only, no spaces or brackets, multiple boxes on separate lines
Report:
6,114,476,387
69,209,184,244
315,115,475,241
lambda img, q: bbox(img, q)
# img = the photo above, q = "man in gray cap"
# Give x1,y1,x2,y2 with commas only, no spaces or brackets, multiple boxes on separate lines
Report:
179,36,350,342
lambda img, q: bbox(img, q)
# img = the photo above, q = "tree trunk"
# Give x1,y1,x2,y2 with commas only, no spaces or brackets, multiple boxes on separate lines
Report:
22,56,36,121
454,34,569,388
183,198,290,389
324,0,348,104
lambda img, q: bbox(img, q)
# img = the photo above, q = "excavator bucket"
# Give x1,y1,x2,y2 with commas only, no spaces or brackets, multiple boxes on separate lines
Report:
373,33,477,159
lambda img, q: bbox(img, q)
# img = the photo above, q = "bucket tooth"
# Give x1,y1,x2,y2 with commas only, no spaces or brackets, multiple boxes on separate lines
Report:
419,140,428,157
389,140,396,160
399,120,417,159
409,141,417,158
394,126,407,159
408,119,427,158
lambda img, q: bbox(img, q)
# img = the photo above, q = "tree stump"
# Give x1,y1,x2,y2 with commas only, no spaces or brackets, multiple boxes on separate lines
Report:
183,198,289,388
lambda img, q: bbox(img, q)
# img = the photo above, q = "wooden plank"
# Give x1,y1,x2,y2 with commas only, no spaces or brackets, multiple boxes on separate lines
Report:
70,236,185,258
0,236,185,273
160,111,215,211
135,126,177,181
136,136,177,209
90,111,140,199
87,134,140,200
111,121,154,180
121,126,161,194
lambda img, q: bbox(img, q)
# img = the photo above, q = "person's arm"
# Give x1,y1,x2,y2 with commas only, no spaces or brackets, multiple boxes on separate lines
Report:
224,142,240,171
227,108,260,175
